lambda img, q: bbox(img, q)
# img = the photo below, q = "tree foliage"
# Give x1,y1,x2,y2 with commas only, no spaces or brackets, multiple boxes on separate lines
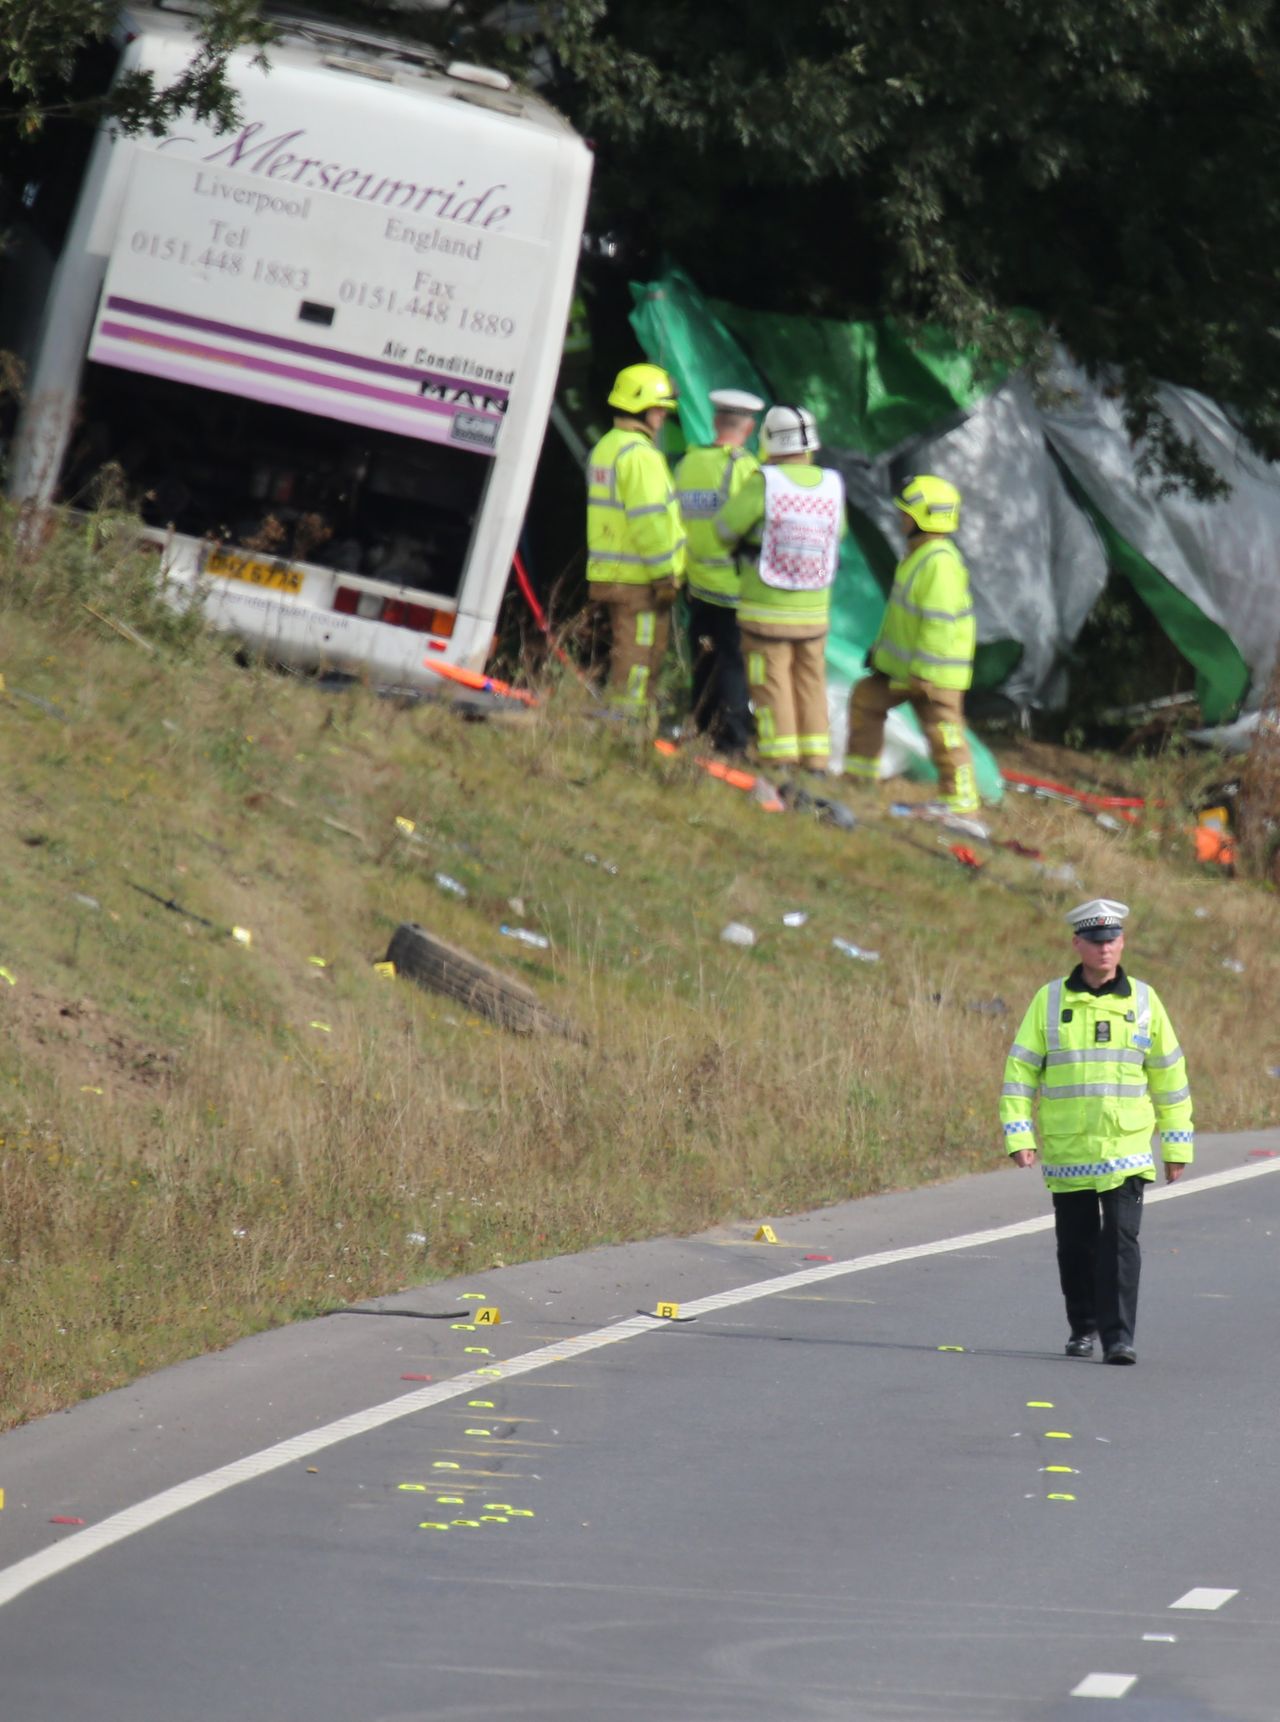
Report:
550,0,1280,491
0,0,273,136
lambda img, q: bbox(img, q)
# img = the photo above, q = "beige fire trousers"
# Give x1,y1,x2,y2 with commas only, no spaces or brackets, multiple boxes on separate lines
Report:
592,580,676,714
845,670,978,811
739,627,829,770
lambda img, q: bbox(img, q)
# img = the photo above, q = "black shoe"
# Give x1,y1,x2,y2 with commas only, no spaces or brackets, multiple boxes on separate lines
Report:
1103,1344,1137,1365
1065,1333,1095,1358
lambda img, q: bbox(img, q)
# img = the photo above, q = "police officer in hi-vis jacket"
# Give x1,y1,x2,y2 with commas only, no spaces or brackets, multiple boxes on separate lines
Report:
1001,898,1194,1366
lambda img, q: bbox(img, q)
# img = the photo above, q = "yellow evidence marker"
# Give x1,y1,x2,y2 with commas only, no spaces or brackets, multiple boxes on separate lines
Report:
754,1224,779,1243
655,1302,680,1320
475,1307,501,1325
373,961,396,979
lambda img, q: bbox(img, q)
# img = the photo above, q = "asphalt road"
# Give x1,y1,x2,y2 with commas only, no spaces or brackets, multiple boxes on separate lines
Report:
1,1125,1278,1721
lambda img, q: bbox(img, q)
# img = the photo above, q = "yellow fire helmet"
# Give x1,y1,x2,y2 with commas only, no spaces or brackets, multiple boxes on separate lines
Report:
894,474,962,534
608,362,679,415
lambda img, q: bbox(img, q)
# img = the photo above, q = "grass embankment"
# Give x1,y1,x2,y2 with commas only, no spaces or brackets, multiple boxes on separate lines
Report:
1,510,1277,1429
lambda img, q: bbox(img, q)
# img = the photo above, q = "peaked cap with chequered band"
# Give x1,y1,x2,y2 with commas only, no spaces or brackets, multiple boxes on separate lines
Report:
1066,898,1129,942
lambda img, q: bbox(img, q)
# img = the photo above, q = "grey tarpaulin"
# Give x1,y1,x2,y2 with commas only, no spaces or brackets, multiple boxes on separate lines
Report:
908,373,1109,712
1042,362,1275,715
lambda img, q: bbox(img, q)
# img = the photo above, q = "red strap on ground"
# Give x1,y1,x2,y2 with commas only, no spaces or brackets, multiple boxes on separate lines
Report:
1001,768,1144,810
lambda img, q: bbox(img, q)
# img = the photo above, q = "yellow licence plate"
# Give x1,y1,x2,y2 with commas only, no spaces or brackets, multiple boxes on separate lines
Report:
205,549,304,595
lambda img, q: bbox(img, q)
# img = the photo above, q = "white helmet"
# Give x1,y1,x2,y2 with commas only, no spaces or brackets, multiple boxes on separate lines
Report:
760,404,820,458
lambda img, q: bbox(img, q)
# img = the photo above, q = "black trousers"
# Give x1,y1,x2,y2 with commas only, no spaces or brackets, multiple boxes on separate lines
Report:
1052,1175,1146,1348
687,597,753,754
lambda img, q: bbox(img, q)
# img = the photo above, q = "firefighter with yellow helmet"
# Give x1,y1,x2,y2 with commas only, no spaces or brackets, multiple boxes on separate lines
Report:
586,363,686,715
713,404,846,771
844,474,979,811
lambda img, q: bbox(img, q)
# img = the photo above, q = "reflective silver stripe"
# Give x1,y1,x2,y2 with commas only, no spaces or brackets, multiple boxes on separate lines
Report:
1134,980,1150,1024
1045,1151,1154,1182
1045,1047,1145,1067
1008,1042,1044,1068
912,648,973,668
1146,1046,1183,1069
627,502,671,518
1040,1082,1149,1099
1152,1083,1191,1106
874,639,911,665
587,498,627,511
1045,981,1063,1053
686,583,738,607
1002,1082,1037,1099
588,549,680,567
889,594,975,624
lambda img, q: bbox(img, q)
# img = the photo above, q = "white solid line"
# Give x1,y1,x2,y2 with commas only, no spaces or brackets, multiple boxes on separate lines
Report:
1170,1587,1238,1610
0,1156,1276,1611
1071,1672,1137,1699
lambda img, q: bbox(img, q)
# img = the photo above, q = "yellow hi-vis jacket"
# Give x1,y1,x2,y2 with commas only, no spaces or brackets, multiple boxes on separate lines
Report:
586,424,685,588
1000,967,1194,1192
714,464,846,636
871,536,975,690
672,443,759,607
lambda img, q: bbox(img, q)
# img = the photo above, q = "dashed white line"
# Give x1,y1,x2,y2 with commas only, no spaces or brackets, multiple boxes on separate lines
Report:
0,1154,1275,1612
1170,1587,1238,1610
1071,1672,1137,1699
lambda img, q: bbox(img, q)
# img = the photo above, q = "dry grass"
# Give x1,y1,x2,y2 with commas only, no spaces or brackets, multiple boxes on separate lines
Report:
1237,662,1280,881
1,510,1277,1427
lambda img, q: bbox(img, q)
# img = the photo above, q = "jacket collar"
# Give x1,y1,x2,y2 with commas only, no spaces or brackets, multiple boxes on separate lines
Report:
1066,962,1132,999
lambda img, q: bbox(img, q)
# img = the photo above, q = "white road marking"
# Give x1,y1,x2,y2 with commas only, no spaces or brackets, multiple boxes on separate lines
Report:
1170,1587,1238,1610
0,1155,1276,1610
1142,1633,1177,1643
1071,1672,1137,1699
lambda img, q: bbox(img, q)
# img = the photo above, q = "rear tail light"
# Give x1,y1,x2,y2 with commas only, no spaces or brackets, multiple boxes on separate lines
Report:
380,599,456,637
332,586,456,639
